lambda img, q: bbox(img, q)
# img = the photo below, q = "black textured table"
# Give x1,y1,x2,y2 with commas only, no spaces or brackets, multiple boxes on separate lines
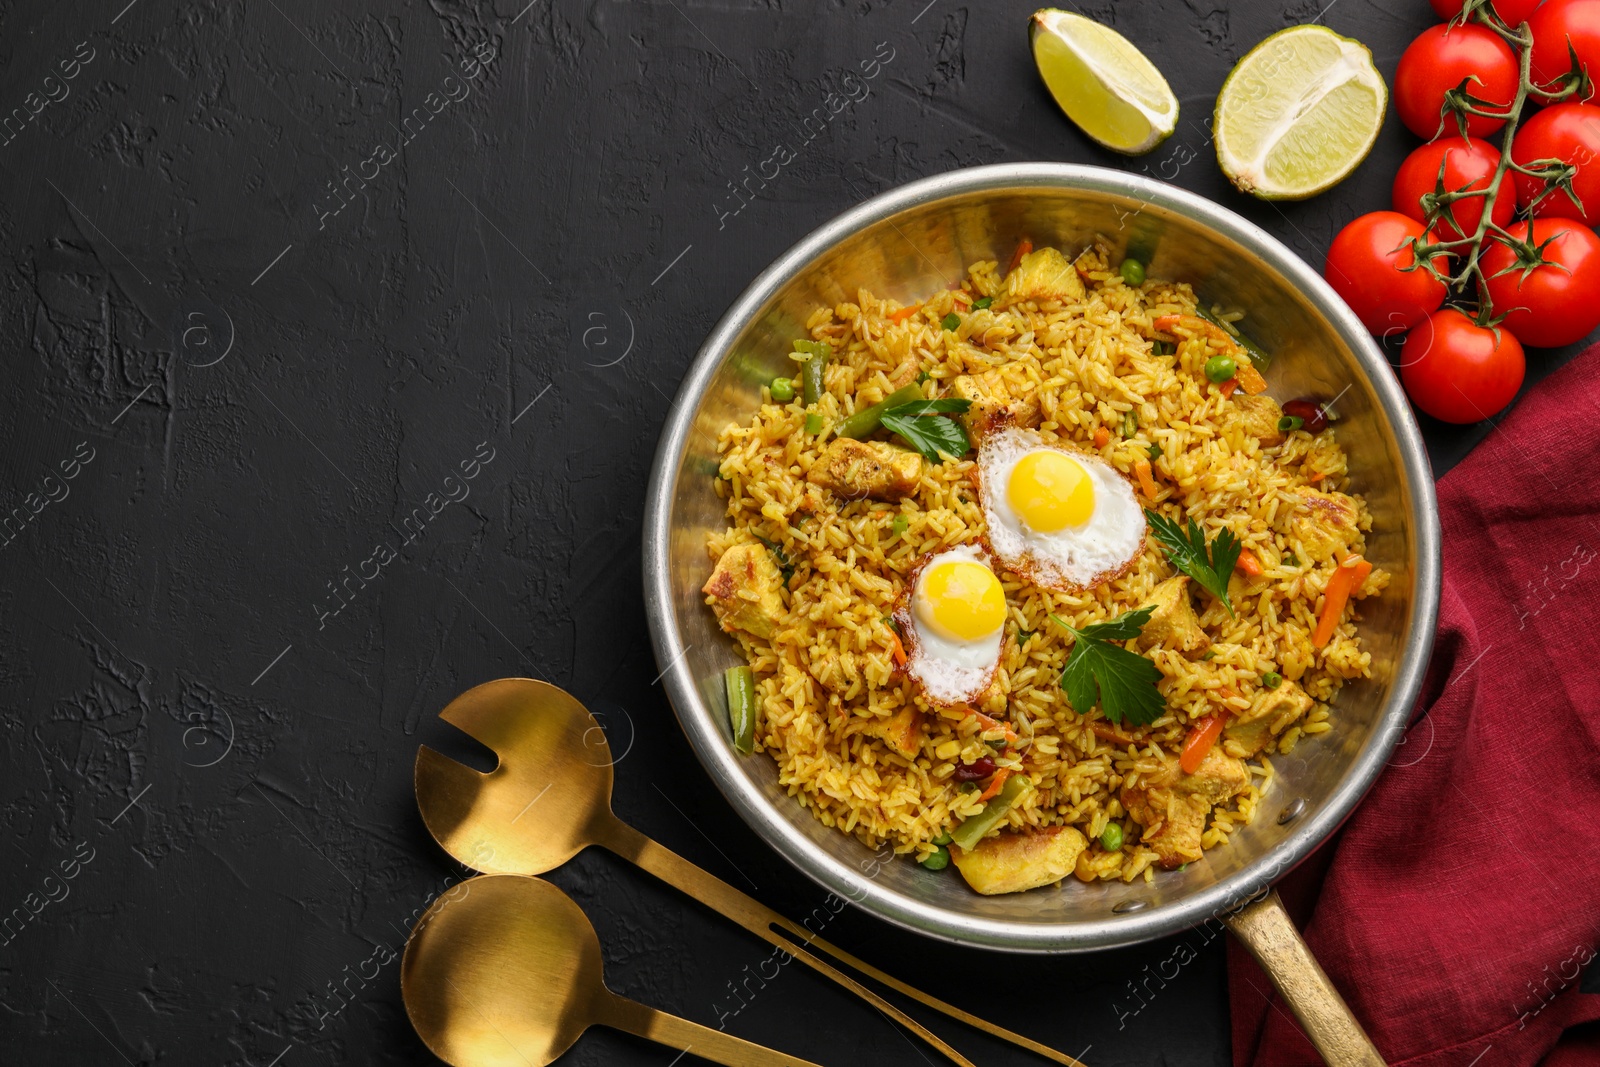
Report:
3,2,1591,1065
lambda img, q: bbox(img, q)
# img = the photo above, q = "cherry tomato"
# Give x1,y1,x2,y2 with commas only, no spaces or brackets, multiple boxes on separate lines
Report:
1324,212,1449,336
1530,0,1600,97
1481,218,1600,346
1395,24,1519,138
1400,309,1525,423
1392,136,1513,242
1428,0,1542,25
1511,102,1600,226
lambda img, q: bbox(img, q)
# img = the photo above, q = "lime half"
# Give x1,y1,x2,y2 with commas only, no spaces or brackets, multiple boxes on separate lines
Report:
1214,25,1387,201
1030,9,1178,156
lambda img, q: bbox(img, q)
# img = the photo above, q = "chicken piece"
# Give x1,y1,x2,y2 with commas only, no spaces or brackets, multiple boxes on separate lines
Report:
702,543,786,640
1277,487,1361,563
1231,394,1287,447
950,370,1042,441
806,439,921,501
1224,680,1313,758
1137,575,1209,654
951,826,1088,895
865,706,924,760
1005,247,1087,304
1119,749,1250,869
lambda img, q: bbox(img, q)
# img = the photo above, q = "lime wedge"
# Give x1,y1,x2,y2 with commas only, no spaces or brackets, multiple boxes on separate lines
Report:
1214,25,1387,201
1029,9,1178,156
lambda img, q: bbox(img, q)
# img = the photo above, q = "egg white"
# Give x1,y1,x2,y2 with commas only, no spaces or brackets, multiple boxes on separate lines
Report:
894,544,1004,707
977,428,1146,592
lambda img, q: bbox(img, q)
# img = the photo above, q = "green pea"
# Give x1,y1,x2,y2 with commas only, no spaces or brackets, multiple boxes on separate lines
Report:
1262,671,1283,690
769,377,795,403
1204,354,1238,383
1100,823,1124,851
920,844,951,870
1120,259,1145,286
931,831,953,846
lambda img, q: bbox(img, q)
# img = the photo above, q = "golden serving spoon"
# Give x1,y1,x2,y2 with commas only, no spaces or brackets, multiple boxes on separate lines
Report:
415,678,1085,1067
402,872,824,1067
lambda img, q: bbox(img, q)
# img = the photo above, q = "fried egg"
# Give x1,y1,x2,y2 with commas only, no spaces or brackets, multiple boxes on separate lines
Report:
977,427,1145,592
892,544,1005,706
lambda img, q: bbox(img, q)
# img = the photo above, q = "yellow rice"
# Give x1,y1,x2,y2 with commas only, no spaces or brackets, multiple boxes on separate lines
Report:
706,244,1387,883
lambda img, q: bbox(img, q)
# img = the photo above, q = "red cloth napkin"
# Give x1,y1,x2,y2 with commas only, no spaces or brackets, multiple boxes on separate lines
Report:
1229,343,1600,1066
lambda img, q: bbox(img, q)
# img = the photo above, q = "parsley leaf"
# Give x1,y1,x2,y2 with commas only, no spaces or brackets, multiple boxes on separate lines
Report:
1143,509,1242,616
880,398,973,463
1049,607,1165,727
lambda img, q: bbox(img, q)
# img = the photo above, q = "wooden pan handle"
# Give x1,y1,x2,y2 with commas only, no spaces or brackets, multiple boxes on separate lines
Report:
1224,889,1386,1067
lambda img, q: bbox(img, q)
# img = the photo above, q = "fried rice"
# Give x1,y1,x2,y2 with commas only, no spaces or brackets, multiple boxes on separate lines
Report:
704,243,1388,886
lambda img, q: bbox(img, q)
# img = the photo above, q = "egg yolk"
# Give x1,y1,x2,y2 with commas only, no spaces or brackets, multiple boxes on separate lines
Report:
1007,450,1095,532
914,560,1006,643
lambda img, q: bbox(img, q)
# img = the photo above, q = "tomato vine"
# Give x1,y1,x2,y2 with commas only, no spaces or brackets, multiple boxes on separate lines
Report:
1406,0,1592,322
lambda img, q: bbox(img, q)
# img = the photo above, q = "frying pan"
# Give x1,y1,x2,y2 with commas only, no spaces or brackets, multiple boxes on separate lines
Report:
642,164,1441,1065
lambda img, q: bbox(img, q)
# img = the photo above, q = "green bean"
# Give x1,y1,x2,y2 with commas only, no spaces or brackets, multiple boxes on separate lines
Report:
890,513,909,538
724,666,756,755
769,377,795,403
1101,823,1124,851
804,412,824,435
835,384,923,439
949,774,1032,851
802,354,826,407
1261,670,1283,690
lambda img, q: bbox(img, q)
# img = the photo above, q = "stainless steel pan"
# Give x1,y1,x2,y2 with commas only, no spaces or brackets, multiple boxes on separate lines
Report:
642,164,1441,1065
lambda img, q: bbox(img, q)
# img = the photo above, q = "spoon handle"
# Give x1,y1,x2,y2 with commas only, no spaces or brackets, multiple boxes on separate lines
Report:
600,817,1083,1067
599,992,826,1067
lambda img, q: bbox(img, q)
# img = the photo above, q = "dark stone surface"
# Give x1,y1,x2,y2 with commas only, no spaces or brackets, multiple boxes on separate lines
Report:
0,1,1590,1065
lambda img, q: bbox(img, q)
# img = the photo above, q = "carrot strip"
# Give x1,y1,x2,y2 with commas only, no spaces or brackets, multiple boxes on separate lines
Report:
890,631,907,668
976,766,1011,803
1134,457,1159,499
1236,548,1264,578
1093,426,1111,448
1220,378,1239,398
1089,721,1139,746
1179,715,1225,774
969,710,1020,745
1235,359,1269,395
1006,237,1033,275
1312,555,1374,649
886,304,922,324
